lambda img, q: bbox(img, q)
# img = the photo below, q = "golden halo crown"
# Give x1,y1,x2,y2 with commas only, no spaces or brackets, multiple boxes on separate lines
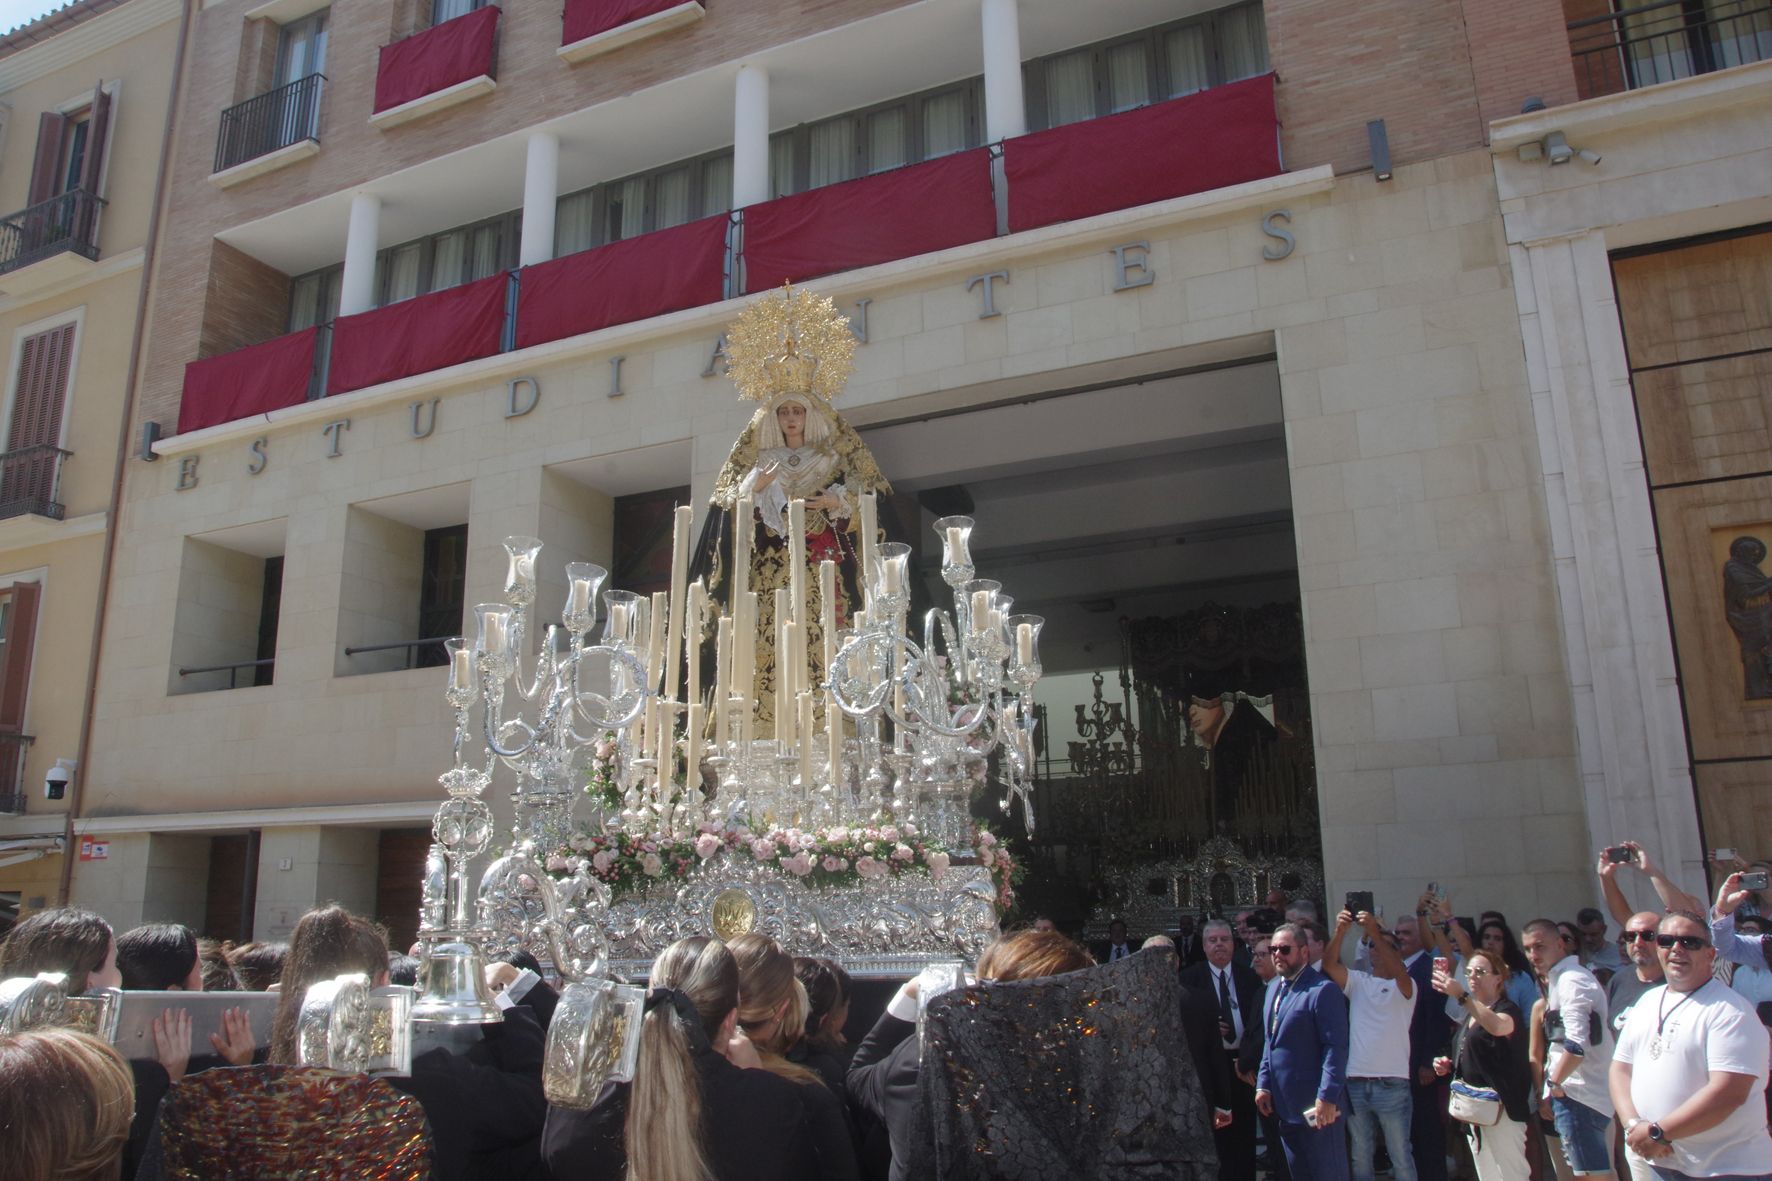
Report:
726,285,856,404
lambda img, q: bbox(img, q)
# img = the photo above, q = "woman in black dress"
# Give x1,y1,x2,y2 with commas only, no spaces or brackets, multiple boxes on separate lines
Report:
1433,949,1534,1181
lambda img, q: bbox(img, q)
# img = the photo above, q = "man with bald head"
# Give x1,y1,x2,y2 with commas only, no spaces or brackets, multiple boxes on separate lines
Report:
1606,910,1668,1181
1610,909,1772,1181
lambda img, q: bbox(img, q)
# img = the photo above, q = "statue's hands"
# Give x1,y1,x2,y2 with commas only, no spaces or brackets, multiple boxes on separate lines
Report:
753,464,779,492
807,491,841,513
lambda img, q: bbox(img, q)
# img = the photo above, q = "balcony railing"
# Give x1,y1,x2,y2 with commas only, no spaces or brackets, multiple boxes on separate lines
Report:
1568,0,1772,99
0,187,104,276
0,445,70,521
215,73,326,174
0,733,34,815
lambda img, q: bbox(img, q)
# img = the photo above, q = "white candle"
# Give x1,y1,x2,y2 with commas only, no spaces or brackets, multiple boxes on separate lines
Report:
788,499,807,625
826,696,843,788
715,616,732,746
565,578,592,626
860,492,878,591
450,645,473,691
971,590,990,632
799,690,815,794
884,559,902,595
946,525,964,559
734,494,753,605
818,560,837,678
734,592,755,701
686,580,705,705
1017,622,1034,666
685,702,705,783
642,592,666,753
517,553,535,582
484,612,508,657
664,506,692,701
776,588,792,745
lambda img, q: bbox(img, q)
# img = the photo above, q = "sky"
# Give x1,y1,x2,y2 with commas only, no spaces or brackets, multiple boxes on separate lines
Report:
0,0,74,37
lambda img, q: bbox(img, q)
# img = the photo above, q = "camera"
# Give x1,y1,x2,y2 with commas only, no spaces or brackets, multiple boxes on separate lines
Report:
1741,871,1770,891
44,759,73,801
1605,846,1634,865
1345,891,1375,916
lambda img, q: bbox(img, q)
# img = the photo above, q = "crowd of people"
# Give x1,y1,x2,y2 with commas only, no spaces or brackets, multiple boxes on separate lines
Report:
0,842,1766,1181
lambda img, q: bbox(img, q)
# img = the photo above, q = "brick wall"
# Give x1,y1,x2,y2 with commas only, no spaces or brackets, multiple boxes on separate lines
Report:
198,240,290,361
1269,0,1577,174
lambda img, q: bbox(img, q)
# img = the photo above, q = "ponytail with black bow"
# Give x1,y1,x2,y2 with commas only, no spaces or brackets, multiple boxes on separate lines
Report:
626,936,739,1181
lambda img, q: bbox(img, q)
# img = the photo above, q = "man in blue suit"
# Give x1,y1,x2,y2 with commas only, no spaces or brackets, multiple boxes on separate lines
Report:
1256,922,1350,1181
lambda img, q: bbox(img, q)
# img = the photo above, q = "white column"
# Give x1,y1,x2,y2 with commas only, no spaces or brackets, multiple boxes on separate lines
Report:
519,132,560,268
981,0,1027,143
733,65,770,209
340,192,381,317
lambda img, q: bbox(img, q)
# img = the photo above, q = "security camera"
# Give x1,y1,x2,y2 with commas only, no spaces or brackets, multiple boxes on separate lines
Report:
44,759,73,801
1545,131,1574,165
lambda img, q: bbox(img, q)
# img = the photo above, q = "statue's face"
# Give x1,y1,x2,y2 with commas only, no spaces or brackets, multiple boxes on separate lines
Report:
776,401,807,445
1186,699,1224,737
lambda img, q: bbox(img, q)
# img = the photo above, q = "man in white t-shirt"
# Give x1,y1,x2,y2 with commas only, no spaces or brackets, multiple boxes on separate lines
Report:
1323,908,1419,1181
1609,910,1772,1181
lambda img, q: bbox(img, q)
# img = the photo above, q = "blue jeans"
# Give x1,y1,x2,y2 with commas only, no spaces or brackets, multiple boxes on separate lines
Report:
1549,1095,1612,1175
1348,1077,1417,1181
1651,1172,1772,1181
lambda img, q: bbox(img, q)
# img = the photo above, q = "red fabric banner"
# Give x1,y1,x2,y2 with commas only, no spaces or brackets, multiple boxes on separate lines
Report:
742,150,995,293
178,328,317,434
562,0,685,47
327,273,508,396
1003,74,1281,234
515,215,727,351
374,6,500,114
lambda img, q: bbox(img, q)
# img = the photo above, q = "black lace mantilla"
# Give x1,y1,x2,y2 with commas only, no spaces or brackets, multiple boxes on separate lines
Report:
909,949,1219,1179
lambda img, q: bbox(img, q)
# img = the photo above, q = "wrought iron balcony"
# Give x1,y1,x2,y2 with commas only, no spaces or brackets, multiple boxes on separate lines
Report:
0,445,70,521
0,733,34,815
215,73,326,174
0,187,104,277
1568,0,1772,99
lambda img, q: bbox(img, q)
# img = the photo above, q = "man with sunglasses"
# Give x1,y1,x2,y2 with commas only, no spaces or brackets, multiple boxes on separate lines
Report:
1610,911,1772,1181
1255,923,1350,1181
1608,913,1670,1181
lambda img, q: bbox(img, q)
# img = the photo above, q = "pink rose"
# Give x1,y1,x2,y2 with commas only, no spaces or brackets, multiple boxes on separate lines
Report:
591,850,615,874
640,853,663,876
902,823,918,837
546,855,570,873
694,833,721,860
783,852,813,877
892,843,914,862
821,855,845,873
785,828,808,851
978,831,997,848
926,850,950,880
879,825,900,842
856,856,887,880
826,827,850,844
751,838,776,862
595,739,615,760
640,841,658,853
979,846,996,868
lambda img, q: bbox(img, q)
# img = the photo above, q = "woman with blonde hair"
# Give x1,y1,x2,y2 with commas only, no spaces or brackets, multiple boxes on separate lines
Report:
0,1027,135,1181
1432,949,1535,1181
541,935,819,1181
728,934,859,1180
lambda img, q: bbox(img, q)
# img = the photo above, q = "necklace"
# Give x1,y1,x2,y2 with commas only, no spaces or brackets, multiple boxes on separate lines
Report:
1649,980,1707,1059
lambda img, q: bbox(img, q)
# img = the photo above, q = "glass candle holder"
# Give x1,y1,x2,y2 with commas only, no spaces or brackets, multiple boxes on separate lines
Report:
563,562,606,635
474,603,516,676
871,543,912,615
1006,614,1044,682
960,579,1002,638
603,589,642,649
503,536,543,607
933,515,975,587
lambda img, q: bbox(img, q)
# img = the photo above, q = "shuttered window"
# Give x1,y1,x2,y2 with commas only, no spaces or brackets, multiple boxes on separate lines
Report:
0,582,41,733
1,322,76,515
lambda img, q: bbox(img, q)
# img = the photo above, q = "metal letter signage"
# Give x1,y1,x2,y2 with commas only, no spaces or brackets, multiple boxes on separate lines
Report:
411,399,439,439
967,271,1010,319
248,437,269,475
702,335,730,378
850,298,872,344
175,456,199,490
608,356,625,399
323,419,351,457
1111,242,1155,291
1261,210,1296,261
506,377,541,419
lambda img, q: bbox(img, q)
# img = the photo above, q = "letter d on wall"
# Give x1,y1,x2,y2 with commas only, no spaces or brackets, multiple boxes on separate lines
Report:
507,376,541,418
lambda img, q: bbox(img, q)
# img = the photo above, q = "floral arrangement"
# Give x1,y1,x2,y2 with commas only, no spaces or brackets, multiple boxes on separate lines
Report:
546,821,1019,913
568,732,1021,912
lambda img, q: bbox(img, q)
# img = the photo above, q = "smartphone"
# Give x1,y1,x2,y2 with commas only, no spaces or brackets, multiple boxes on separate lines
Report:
1742,871,1770,891
1426,881,1441,900
1433,956,1451,978
1303,1108,1320,1128
1346,890,1375,916
1605,846,1634,864
1714,848,1739,862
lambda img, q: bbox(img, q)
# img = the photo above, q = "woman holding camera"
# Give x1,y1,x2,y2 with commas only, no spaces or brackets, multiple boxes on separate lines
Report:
1433,950,1533,1181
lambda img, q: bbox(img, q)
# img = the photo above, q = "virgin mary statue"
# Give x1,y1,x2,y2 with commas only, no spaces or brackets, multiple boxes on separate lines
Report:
694,287,891,726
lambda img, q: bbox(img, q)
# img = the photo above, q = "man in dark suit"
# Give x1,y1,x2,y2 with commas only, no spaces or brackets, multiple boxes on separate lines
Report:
1255,923,1349,1181
1094,919,1135,963
1174,915,1209,968
1182,919,1265,1180
1397,912,1453,1181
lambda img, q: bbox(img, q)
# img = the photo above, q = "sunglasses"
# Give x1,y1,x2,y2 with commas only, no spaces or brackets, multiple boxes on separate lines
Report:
1656,934,1709,951
1465,968,1492,979
1624,930,1658,943
1270,945,1299,956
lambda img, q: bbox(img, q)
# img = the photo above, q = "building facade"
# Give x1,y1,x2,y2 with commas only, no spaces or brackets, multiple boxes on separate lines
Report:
63,0,1769,938
0,0,184,924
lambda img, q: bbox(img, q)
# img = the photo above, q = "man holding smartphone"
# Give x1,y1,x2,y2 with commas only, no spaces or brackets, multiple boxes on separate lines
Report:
1321,909,1418,1181
1256,923,1350,1181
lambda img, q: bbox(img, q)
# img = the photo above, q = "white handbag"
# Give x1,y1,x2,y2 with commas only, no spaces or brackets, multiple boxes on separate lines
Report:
1448,1078,1503,1126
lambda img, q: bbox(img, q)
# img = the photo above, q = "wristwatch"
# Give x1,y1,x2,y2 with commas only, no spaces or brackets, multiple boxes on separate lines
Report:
1648,1123,1669,1145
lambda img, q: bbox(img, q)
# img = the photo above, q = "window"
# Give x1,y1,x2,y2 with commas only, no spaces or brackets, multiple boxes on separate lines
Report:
553,150,733,256
254,556,283,687
276,10,329,88
771,79,984,198
2,321,76,518
371,210,519,306
430,0,486,25
288,265,342,331
1025,2,1269,130
26,88,111,207
0,583,40,734
416,524,467,668
171,533,284,694
612,487,690,595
